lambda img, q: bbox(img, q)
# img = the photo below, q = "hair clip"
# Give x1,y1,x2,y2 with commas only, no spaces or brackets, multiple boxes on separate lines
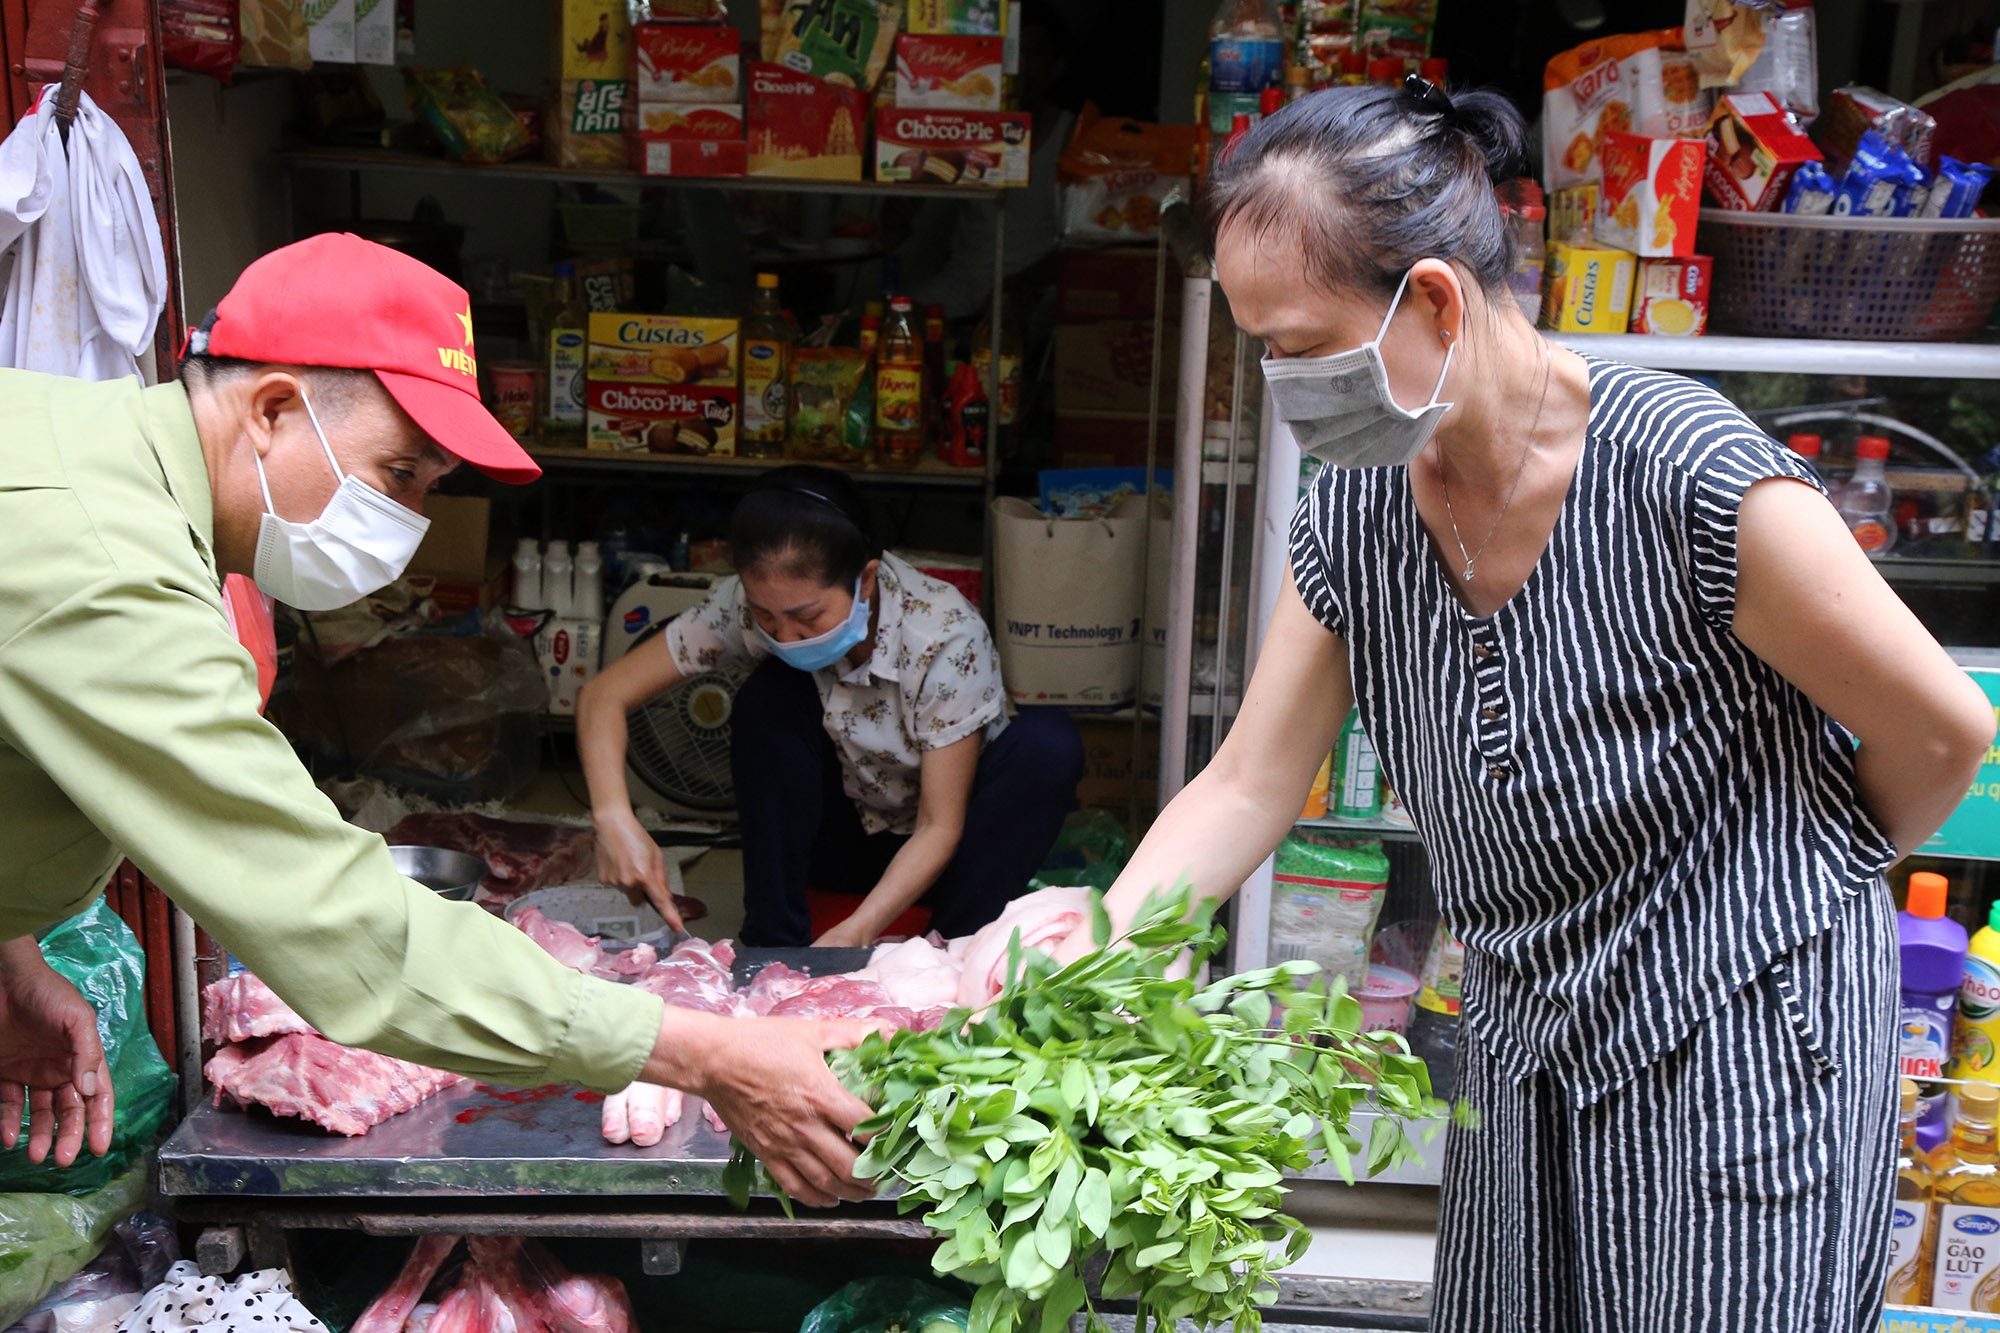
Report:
1404,73,1455,118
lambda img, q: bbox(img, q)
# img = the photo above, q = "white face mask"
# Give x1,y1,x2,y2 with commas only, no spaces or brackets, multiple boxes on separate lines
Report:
1260,266,1456,469
251,391,430,612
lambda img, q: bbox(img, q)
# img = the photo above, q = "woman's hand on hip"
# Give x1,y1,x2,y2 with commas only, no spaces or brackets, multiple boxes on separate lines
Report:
594,808,684,933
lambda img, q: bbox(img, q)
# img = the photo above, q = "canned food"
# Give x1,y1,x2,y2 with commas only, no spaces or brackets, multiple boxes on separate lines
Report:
489,362,539,441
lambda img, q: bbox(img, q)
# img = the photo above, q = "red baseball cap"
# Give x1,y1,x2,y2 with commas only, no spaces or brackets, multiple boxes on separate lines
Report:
197,233,541,483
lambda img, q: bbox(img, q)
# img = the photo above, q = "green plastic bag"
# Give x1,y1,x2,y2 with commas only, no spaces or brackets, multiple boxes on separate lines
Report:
799,1278,970,1333
0,1160,147,1329
1028,809,1133,894
0,899,176,1195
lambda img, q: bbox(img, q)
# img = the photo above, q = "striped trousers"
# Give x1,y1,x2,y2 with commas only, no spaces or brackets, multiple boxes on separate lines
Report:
1431,889,1900,1332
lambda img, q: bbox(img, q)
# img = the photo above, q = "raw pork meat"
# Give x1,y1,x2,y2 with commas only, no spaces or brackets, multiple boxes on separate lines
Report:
513,907,604,973
741,961,813,1014
766,975,896,1020
629,938,743,1015
427,1284,477,1333
956,887,1094,1008
590,942,657,980
205,1034,463,1136
201,972,316,1043
352,1235,461,1333
385,813,597,900
856,937,964,1011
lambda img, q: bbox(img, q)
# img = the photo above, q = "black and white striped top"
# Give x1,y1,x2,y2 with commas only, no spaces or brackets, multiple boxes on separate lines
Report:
1288,357,1900,1107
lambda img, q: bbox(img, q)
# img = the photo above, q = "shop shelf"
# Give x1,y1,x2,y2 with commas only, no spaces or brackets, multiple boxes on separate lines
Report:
525,446,987,488
1297,813,1423,844
1550,332,2000,380
279,144,1008,199
1875,556,2000,586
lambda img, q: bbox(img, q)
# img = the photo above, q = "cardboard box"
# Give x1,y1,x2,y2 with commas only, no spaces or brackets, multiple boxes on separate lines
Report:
874,108,1032,187
1705,91,1821,212
1056,248,1185,322
307,0,356,63
1053,413,1157,469
536,617,602,716
407,495,491,584
587,313,740,454
1074,716,1160,822
895,34,1004,111
556,0,632,82
1053,321,1181,417
631,101,744,139
549,79,630,170
1543,241,1635,334
1598,132,1702,257
406,556,509,617
907,0,1005,35
1629,255,1712,335
635,23,740,102
747,62,866,181
633,134,748,178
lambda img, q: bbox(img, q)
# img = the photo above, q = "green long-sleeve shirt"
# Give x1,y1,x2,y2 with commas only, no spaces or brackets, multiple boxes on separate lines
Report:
0,370,664,1091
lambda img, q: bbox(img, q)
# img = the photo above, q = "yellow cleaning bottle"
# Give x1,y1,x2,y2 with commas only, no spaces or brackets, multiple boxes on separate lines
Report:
1950,904,2000,1112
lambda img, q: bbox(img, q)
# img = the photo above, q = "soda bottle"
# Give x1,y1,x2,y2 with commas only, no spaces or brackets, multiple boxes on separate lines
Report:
875,296,925,469
740,272,792,460
1207,0,1284,135
1839,434,1898,557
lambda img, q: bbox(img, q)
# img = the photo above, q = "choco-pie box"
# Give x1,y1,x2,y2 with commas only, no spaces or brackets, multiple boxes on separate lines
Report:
586,314,740,455
747,61,866,181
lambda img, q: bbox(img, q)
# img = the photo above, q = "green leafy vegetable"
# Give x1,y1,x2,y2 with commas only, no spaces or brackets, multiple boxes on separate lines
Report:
730,887,1439,1333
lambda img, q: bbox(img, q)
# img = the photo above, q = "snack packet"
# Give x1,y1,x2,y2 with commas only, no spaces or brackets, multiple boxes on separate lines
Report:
1542,30,1709,192
1297,0,1360,82
775,0,903,89
1685,0,1778,90
1833,129,1913,218
1780,159,1835,214
239,0,312,69
789,348,871,463
1057,104,1200,246
1924,157,1997,220
1357,0,1436,64
1815,85,1936,176
1735,0,1818,118
403,67,530,164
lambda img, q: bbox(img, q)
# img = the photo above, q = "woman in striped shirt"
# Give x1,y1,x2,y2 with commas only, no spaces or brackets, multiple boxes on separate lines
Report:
1061,80,1995,1329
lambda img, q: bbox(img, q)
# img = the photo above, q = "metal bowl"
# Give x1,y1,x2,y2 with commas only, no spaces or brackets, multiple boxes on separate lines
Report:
388,845,488,901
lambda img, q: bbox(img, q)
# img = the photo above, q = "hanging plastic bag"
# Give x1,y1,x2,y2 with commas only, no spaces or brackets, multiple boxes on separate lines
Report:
0,1162,148,1330
0,901,175,1196
1029,809,1134,893
797,1279,970,1333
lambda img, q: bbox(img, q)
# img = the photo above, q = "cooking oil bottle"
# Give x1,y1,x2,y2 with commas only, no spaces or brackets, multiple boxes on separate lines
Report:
1889,1078,1936,1304
740,272,792,460
1930,1081,2000,1309
542,262,588,444
874,296,925,469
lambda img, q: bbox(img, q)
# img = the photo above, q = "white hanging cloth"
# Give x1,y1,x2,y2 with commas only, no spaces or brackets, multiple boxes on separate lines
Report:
0,86,167,381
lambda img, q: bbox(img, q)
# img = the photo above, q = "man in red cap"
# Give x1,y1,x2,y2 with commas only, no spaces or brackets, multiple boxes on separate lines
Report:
0,235,876,1208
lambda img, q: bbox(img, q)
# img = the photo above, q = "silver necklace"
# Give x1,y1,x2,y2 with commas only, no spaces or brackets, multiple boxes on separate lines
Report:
1438,340,1554,584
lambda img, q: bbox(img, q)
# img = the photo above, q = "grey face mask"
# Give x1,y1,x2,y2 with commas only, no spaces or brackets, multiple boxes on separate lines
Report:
1259,267,1456,469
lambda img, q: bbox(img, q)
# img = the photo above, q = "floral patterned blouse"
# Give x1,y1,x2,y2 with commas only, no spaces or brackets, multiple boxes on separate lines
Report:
662,552,1008,835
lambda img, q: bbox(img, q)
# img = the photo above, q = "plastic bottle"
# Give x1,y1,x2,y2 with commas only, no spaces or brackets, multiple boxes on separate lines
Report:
1889,1077,1936,1306
875,296,926,469
1368,56,1406,87
1206,0,1285,135
1284,65,1311,104
941,360,989,469
1840,434,1898,557
574,541,604,622
1904,871,1971,1153
1339,51,1367,85
1258,85,1283,120
1928,1081,2000,1309
1406,920,1465,1100
543,541,574,619
1221,112,1253,162
1950,903,2000,1115
511,538,544,610
1332,710,1383,821
543,263,588,442
1300,752,1332,819
971,301,1023,454
741,272,792,460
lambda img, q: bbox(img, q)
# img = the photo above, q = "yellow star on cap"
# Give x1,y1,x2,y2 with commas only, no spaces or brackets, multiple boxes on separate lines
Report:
456,305,474,346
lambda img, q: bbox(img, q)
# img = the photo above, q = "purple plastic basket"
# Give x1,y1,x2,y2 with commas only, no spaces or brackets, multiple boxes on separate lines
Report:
1698,207,2000,341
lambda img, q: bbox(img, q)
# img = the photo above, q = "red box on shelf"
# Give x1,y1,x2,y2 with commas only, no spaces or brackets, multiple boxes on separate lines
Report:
747,62,866,181
874,107,1032,187
632,133,747,178
634,23,740,103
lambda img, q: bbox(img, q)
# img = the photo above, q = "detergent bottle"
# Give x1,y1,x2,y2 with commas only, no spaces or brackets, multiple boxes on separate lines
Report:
1904,871,1970,1153
1950,899,2000,1124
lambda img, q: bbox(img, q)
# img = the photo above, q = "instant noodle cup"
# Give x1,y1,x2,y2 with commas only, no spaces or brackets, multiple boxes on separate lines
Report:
1598,132,1703,257
1629,255,1712,336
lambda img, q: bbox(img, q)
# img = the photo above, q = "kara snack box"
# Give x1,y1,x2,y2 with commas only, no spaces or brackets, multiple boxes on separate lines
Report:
1597,132,1703,257
1704,92,1822,211
1628,255,1712,336
587,314,740,455
1542,241,1635,334
1542,29,1710,192
747,62,866,180
874,108,1032,187
895,34,1003,111
634,23,740,102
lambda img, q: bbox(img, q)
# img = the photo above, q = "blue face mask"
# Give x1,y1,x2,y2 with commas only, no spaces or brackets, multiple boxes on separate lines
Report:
757,573,872,672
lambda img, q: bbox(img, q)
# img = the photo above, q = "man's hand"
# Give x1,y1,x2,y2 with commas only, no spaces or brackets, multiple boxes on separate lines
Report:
647,1009,881,1209
594,809,685,933
0,937,113,1167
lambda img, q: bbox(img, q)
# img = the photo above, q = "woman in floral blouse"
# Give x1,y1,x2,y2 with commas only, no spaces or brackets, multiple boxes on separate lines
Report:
579,466,1085,947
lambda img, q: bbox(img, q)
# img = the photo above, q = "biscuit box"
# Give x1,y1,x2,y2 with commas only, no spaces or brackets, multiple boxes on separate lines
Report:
1543,241,1635,334
631,101,745,138
1628,255,1712,335
874,108,1032,187
747,62,866,180
895,34,1003,111
1705,91,1822,211
586,314,740,454
632,134,748,178
1597,132,1703,257
906,0,1004,34
634,23,739,102
556,0,631,81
